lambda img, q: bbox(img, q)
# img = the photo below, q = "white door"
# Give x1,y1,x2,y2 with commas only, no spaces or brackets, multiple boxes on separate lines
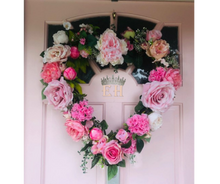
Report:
24,1,194,184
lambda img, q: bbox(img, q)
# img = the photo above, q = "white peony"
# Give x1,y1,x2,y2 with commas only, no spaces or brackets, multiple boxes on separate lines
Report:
53,30,69,44
148,112,163,131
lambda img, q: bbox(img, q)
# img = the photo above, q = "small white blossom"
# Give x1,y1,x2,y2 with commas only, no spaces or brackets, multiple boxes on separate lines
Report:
63,21,73,30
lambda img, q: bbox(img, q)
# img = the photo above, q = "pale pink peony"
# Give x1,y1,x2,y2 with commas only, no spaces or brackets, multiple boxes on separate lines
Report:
65,119,86,141
102,140,123,165
95,29,128,66
126,114,150,136
63,67,77,80
41,62,61,83
71,100,93,121
70,46,80,59
122,133,137,155
163,68,182,90
91,136,107,154
43,77,73,111
148,67,166,82
141,81,175,113
146,39,169,60
116,129,129,143
43,44,71,63
146,30,162,42
90,128,103,141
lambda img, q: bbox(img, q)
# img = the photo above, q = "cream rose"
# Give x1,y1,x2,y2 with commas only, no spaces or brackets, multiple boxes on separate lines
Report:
43,44,71,63
148,112,163,131
53,30,69,44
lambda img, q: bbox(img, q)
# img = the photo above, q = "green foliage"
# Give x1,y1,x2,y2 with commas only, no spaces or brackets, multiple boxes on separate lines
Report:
121,140,131,149
136,139,144,153
40,51,45,58
100,120,108,130
91,154,102,169
117,159,126,167
108,165,118,181
86,34,98,47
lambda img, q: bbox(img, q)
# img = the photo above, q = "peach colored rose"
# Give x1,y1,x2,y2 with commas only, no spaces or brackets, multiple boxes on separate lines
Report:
146,40,169,60
43,77,73,111
41,62,61,83
163,68,182,90
95,29,128,66
65,119,85,141
102,140,123,165
63,67,77,80
141,81,175,113
43,44,71,63
146,30,162,42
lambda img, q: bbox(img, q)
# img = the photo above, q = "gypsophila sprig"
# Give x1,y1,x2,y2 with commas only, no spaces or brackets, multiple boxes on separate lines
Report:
40,21,182,181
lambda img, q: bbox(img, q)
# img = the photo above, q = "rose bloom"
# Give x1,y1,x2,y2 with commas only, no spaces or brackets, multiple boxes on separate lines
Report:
95,29,128,66
91,136,107,154
43,77,73,111
63,67,77,80
41,62,61,83
116,129,129,143
53,30,69,44
126,114,150,136
148,112,163,131
121,133,137,155
146,39,170,60
148,67,166,82
141,81,175,113
65,119,86,141
43,44,71,63
80,49,90,58
90,128,103,141
102,140,123,165
146,29,162,42
163,68,182,90
70,46,80,59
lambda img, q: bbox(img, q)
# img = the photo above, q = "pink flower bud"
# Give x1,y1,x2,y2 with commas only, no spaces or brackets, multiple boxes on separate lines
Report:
63,67,77,80
70,46,80,59
146,30,162,42
89,128,103,141
116,129,129,143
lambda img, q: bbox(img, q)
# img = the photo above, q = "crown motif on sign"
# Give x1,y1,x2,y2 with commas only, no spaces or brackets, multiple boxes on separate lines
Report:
101,75,126,86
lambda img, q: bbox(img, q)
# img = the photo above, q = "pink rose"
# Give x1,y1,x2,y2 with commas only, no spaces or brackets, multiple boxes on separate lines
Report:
43,77,73,111
95,29,128,66
41,62,61,83
80,49,90,58
91,136,107,154
122,133,137,155
70,46,80,59
163,68,182,90
146,30,162,42
80,38,86,45
126,114,150,136
65,119,85,141
141,81,175,113
63,67,77,80
102,140,123,165
125,40,134,51
148,67,166,82
146,39,170,60
90,128,103,141
43,44,71,63
116,129,129,143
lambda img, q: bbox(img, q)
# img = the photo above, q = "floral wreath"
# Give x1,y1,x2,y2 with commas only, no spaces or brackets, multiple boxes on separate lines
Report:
40,21,182,180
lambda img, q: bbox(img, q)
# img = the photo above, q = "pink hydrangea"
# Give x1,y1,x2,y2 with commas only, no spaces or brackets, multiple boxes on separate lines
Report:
122,133,137,155
71,100,93,121
148,67,166,82
126,114,150,136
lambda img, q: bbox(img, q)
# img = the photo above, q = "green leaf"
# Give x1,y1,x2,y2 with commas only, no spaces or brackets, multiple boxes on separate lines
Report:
121,140,131,148
91,154,101,169
136,134,147,140
80,30,87,38
86,34,98,47
78,43,86,51
41,87,47,100
143,137,151,143
123,54,134,64
117,159,126,167
67,81,75,89
68,30,74,41
73,81,82,94
100,120,108,130
133,55,143,68
135,101,146,114
132,133,137,140
80,141,92,152
136,139,144,153
108,165,118,181
40,51,45,58
75,77,86,84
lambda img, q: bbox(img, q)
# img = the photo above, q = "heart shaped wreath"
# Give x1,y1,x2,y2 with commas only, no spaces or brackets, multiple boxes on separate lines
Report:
40,21,182,180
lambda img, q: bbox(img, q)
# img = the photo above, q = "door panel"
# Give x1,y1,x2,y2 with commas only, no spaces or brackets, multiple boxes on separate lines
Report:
24,1,194,184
